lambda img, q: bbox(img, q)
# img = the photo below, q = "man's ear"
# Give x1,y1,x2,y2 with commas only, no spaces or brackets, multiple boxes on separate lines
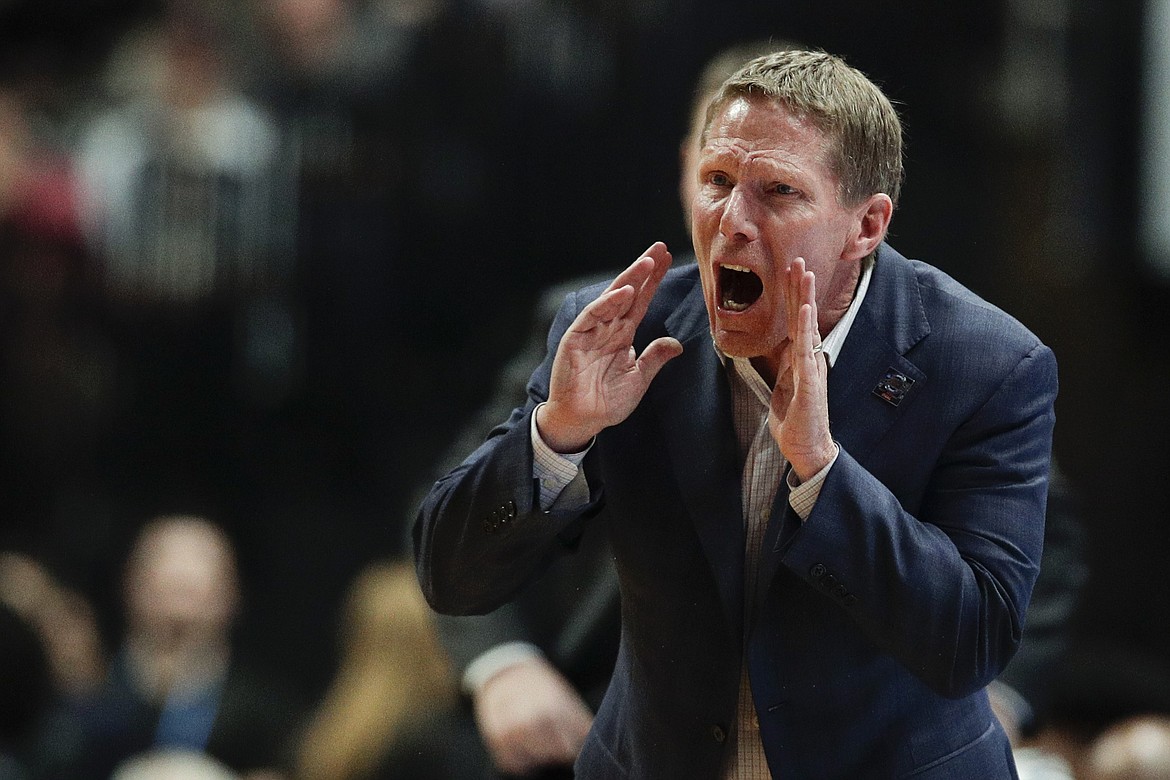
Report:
843,193,893,261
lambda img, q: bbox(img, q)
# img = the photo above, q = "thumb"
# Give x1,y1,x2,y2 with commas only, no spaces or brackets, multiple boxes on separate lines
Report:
636,337,684,385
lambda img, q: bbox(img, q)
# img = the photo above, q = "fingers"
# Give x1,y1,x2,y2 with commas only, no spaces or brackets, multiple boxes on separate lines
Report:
794,302,822,369
786,256,803,339
575,242,672,334
785,257,823,354
625,242,672,325
575,283,638,334
796,266,817,354
786,256,816,339
604,241,670,294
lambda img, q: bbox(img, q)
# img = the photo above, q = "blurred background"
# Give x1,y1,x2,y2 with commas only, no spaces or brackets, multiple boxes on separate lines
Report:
0,0,1168,777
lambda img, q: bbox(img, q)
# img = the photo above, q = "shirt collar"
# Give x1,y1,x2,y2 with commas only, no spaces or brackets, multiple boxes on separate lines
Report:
818,252,874,368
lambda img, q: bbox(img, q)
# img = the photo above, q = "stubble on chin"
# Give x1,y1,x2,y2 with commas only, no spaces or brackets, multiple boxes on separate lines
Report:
711,325,786,362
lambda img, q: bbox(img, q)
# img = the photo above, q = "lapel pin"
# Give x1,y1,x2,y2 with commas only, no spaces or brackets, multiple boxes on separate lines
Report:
872,368,915,407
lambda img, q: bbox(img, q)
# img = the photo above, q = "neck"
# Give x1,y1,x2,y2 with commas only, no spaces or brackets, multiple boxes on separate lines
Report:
818,260,861,334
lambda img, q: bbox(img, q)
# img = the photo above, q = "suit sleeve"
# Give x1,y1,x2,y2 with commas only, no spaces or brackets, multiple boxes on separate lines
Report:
413,290,605,616
781,341,1058,698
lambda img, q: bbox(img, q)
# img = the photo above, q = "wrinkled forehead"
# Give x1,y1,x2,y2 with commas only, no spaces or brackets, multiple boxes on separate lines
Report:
703,93,831,150
701,96,834,168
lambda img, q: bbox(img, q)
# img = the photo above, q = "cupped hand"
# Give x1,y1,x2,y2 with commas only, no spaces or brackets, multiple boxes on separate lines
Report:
769,257,835,481
537,242,683,453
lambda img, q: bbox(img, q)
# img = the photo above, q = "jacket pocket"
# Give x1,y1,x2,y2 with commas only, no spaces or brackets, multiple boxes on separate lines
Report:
576,729,630,779
901,720,1015,779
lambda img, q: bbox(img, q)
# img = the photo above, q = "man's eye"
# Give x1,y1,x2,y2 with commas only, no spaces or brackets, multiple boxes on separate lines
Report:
707,172,731,187
773,183,797,195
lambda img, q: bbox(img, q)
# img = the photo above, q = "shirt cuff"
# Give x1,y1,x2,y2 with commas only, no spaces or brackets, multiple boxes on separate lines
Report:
531,403,591,510
462,641,544,696
787,442,840,520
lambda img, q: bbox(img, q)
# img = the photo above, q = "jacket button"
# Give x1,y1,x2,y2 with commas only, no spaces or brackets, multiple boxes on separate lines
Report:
505,500,517,518
833,584,849,600
810,563,827,579
483,511,500,534
711,724,727,743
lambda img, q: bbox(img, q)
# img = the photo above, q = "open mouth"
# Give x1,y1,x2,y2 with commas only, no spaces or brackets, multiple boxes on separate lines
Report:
718,264,763,312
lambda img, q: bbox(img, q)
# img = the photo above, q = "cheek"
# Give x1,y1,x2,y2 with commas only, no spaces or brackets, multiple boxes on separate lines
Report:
690,206,708,239
691,194,721,230
697,264,715,297
768,217,832,258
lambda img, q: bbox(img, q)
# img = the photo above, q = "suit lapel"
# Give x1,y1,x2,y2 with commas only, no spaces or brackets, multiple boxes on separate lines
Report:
824,245,930,462
651,280,745,637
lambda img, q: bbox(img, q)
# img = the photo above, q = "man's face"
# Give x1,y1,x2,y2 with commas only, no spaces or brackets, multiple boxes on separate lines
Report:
691,96,869,364
126,522,238,648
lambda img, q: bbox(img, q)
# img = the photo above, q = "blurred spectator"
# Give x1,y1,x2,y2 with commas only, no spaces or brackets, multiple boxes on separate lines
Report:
71,1,298,523
239,0,519,492
1082,716,1170,780
470,0,777,289
66,1,333,692
75,5,288,308
111,748,241,780
295,561,462,780
0,552,106,698
0,552,107,780
37,515,305,780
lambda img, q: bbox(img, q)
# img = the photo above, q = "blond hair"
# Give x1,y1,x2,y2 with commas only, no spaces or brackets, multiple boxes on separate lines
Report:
704,49,904,207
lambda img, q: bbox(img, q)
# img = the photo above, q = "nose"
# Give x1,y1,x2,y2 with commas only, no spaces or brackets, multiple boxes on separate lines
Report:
718,186,759,243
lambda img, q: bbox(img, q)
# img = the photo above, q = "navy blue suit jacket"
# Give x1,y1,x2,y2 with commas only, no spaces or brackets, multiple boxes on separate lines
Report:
415,243,1057,779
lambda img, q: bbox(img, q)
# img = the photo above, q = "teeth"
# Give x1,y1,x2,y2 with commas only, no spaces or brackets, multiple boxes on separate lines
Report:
718,263,763,312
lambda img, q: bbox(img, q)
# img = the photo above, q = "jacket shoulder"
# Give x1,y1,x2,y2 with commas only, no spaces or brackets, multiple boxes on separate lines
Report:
880,244,1048,356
